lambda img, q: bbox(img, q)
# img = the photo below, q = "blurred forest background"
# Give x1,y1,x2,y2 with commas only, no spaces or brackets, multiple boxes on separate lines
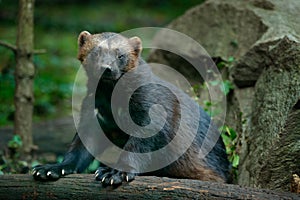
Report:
0,0,203,126
0,0,299,195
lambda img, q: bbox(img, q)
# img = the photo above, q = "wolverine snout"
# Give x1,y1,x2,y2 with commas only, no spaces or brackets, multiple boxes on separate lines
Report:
101,64,112,71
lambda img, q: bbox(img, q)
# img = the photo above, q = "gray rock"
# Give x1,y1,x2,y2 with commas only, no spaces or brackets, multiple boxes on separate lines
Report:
147,0,300,191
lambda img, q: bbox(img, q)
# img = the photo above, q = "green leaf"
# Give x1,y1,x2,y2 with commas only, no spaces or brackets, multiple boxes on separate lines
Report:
221,80,234,95
88,160,100,172
192,84,200,91
226,148,233,155
56,156,64,163
217,61,226,69
230,145,236,152
228,56,235,63
232,154,240,168
19,161,28,167
13,135,22,145
221,133,231,146
209,80,220,86
0,164,7,171
31,160,40,168
203,100,212,107
226,126,237,140
8,135,22,149
0,170,4,175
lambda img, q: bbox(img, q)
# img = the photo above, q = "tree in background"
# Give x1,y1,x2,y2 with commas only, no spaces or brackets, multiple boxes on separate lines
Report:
0,0,44,155
15,0,36,154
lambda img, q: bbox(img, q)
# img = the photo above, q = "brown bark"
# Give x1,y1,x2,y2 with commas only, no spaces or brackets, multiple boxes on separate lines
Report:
14,0,35,153
0,175,298,200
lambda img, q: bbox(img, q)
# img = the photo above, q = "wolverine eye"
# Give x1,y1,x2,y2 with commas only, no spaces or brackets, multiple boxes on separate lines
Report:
117,54,125,60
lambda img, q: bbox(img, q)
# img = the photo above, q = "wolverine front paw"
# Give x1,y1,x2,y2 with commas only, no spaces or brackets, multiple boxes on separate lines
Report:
95,167,135,186
32,164,74,181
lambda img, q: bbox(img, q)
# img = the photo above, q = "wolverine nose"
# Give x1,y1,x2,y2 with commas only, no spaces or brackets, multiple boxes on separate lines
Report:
102,65,112,72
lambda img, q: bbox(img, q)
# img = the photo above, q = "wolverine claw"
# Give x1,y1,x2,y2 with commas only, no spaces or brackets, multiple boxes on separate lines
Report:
94,167,135,186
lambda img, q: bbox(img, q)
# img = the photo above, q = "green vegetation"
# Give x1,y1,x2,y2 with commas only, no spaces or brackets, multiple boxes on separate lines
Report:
221,126,239,168
191,56,239,180
0,135,29,174
0,0,203,126
221,125,239,181
0,134,100,174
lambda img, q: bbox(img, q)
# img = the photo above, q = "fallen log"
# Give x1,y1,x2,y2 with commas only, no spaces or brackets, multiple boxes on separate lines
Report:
0,174,298,200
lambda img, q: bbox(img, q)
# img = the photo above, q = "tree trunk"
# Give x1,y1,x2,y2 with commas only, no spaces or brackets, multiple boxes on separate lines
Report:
0,175,298,200
14,0,35,153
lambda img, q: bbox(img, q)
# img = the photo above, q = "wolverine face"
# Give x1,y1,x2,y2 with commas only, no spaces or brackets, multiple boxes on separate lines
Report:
77,31,142,81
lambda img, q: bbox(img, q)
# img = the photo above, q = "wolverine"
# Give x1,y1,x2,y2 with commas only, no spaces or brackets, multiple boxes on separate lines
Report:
33,31,230,186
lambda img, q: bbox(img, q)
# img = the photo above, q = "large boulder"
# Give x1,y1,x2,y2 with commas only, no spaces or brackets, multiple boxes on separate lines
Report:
148,0,300,191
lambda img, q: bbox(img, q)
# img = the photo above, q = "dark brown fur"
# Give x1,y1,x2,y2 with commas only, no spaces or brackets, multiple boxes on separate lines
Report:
32,31,230,186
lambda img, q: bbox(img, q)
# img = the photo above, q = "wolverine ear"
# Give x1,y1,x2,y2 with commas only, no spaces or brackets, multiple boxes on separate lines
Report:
129,36,142,55
77,31,91,62
78,31,91,48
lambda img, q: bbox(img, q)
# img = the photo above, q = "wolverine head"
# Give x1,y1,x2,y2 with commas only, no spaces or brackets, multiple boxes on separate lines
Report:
77,31,142,80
